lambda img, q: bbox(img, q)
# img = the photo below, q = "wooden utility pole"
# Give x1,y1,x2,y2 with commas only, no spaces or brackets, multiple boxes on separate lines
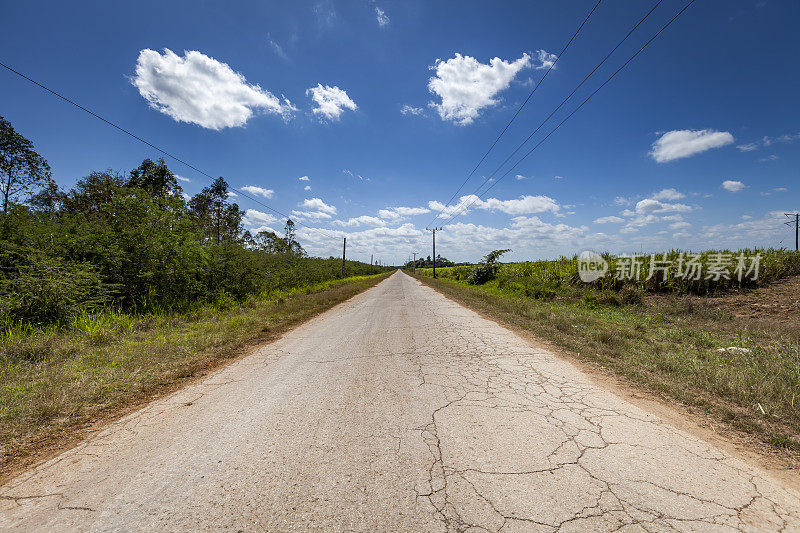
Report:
342,237,346,277
784,213,799,251
370,253,373,274
412,252,417,273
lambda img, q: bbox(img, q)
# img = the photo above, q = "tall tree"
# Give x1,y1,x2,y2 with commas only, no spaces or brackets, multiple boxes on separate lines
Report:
0,116,53,213
188,177,243,244
127,158,180,198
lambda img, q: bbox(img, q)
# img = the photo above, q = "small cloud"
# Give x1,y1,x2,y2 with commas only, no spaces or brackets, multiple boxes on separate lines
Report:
227,191,238,198
268,35,288,60
400,105,424,116
306,84,357,121
175,175,191,183
594,216,624,224
243,209,278,227
298,176,310,181
649,129,734,163
651,188,685,201
554,175,564,180
304,185,311,191
737,143,758,152
721,179,745,192
515,174,526,180
374,6,389,27
613,196,631,206
534,49,558,70
342,169,370,181
241,185,274,198
300,197,337,215
758,154,779,162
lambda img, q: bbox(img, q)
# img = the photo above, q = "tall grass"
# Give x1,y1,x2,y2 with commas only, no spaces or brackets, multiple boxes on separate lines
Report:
419,248,800,295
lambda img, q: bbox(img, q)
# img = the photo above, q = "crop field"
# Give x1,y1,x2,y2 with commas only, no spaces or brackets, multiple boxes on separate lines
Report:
419,248,800,297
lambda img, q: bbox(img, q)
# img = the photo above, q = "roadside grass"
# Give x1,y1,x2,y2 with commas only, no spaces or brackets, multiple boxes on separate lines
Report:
412,273,800,456
0,273,390,478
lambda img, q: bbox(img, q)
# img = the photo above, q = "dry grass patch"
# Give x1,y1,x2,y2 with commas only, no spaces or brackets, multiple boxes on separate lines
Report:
0,273,389,481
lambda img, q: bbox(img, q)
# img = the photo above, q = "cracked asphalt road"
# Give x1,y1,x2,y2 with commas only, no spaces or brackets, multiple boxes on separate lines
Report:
1,271,799,531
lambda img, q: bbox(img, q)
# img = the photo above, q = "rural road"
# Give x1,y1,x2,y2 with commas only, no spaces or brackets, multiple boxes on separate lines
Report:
1,271,798,531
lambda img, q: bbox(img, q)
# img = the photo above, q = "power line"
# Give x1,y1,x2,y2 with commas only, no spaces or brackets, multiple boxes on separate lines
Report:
448,0,665,214
443,0,695,225
426,0,604,230
0,60,344,241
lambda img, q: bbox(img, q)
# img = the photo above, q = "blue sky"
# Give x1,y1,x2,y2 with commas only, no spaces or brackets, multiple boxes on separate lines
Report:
1,0,798,263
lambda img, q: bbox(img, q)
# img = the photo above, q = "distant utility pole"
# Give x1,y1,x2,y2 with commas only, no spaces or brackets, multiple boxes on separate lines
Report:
370,253,373,274
412,252,417,273
430,227,442,278
342,237,346,277
785,213,799,251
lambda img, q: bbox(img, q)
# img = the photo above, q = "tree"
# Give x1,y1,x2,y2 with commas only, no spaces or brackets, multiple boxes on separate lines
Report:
127,158,180,198
254,229,288,254
283,219,305,255
188,177,243,245
0,116,53,213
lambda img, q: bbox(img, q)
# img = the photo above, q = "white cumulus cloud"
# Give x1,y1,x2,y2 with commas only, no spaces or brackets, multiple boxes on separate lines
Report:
132,48,295,129
298,176,310,181
241,185,274,198
332,215,387,227
649,129,734,163
429,194,560,218
722,180,745,192
306,84,357,121
427,53,532,125
650,188,685,201
594,216,624,224
300,197,337,215
243,209,278,228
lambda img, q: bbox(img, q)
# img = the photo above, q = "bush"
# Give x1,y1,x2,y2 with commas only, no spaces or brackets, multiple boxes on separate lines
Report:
467,249,510,285
0,255,109,327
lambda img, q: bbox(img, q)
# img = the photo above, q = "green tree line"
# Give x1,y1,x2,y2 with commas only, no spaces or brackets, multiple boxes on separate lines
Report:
0,116,387,328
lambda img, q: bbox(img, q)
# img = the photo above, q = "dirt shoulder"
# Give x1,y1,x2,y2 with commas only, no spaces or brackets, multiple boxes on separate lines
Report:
413,273,800,492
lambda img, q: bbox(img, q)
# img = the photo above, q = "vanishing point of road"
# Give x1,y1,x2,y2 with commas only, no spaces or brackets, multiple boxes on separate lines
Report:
2,272,798,531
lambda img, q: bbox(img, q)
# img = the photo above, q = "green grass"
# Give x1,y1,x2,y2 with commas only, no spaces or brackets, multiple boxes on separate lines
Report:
413,272,800,456
0,273,390,475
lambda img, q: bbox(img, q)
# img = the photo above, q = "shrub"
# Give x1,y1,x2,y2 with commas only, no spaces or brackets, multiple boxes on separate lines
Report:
0,255,109,327
467,249,510,285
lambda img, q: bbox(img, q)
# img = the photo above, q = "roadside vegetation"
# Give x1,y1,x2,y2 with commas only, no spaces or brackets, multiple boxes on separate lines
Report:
413,250,800,457
0,115,392,476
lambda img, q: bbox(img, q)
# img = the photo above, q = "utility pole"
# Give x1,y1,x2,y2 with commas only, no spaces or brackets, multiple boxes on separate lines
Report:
412,252,417,273
430,227,442,278
785,213,799,251
342,237,346,277
370,253,373,274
